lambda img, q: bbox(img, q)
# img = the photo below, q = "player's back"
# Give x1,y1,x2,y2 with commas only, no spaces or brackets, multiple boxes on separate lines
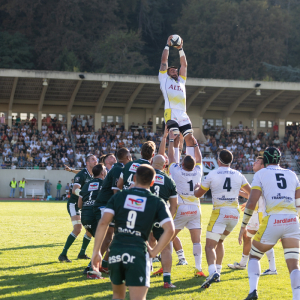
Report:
169,163,202,205
80,178,103,211
121,159,150,189
105,187,171,249
202,167,248,210
252,165,300,216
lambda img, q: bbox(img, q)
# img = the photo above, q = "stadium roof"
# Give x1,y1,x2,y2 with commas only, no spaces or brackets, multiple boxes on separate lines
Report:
0,68,300,118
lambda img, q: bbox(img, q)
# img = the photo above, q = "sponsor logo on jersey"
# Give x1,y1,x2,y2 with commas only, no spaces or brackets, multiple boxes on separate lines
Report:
124,195,147,212
180,210,197,215
75,177,80,182
168,84,183,92
224,215,238,219
271,193,292,201
118,227,141,236
154,174,165,185
273,217,297,224
129,163,140,173
109,253,136,264
203,161,216,170
83,200,95,206
88,182,99,191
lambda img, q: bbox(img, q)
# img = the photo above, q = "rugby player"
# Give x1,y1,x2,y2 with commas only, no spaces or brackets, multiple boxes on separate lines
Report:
93,148,132,273
228,156,277,275
194,149,251,288
58,154,97,262
117,141,156,190
159,35,196,159
239,147,300,300
168,130,205,277
92,165,175,300
150,155,178,288
101,153,117,172
77,163,107,277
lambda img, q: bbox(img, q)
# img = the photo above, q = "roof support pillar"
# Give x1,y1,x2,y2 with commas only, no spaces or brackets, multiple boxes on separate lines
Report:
67,80,82,112
124,113,129,131
200,87,225,117
96,82,115,113
124,84,144,114
94,112,102,131
67,112,72,132
38,111,42,131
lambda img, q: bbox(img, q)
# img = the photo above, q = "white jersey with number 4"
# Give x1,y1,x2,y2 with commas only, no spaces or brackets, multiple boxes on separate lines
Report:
169,162,202,205
201,167,249,210
159,70,186,111
251,165,300,216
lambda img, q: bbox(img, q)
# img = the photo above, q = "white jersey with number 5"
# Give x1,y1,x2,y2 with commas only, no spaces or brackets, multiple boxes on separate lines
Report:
169,162,202,205
251,165,300,216
201,167,249,210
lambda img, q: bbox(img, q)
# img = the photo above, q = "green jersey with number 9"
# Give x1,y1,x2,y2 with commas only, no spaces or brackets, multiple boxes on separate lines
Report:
104,187,172,249
119,159,151,190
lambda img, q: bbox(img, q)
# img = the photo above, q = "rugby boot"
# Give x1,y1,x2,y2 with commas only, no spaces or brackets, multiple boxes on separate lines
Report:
58,254,72,263
244,290,258,300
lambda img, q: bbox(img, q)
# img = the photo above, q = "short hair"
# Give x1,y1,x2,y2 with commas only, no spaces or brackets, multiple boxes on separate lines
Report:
136,165,155,186
92,163,104,177
99,155,106,163
141,141,156,160
117,148,129,160
104,153,114,163
257,156,264,160
86,154,96,163
219,149,233,165
183,155,195,171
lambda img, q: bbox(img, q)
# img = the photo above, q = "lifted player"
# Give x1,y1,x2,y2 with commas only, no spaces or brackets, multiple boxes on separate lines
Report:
58,154,98,262
92,165,175,300
150,155,178,288
78,163,107,277
194,149,251,288
93,148,132,273
159,35,196,159
239,147,300,300
228,156,277,275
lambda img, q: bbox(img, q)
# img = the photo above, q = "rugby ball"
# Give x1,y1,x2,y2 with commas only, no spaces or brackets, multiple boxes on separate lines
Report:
170,35,182,47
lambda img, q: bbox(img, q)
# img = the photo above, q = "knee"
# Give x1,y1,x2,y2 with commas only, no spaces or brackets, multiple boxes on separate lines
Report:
73,225,82,236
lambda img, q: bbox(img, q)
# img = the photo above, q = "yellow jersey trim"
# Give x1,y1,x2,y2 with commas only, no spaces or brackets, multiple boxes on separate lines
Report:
296,187,300,190
180,75,186,80
159,70,167,74
200,185,209,191
251,186,262,191
241,183,248,188
196,163,202,166
168,162,175,172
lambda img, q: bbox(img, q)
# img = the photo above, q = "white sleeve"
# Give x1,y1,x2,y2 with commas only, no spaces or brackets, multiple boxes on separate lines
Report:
251,172,262,191
158,70,168,83
201,173,211,191
119,172,124,179
241,174,249,187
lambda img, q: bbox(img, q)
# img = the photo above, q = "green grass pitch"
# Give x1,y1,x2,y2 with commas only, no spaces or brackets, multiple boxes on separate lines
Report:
0,202,293,299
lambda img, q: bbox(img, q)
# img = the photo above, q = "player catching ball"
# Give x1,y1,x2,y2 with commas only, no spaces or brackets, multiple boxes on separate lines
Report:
159,35,196,158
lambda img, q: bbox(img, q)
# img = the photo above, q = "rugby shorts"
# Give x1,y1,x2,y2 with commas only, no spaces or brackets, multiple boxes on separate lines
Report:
81,209,98,237
109,245,150,287
164,108,191,128
152,222,164,241
247,211,260,232
67,202,80,217
93,206,115,227
207,208,239,234
173,204,201,230
254,214,300,245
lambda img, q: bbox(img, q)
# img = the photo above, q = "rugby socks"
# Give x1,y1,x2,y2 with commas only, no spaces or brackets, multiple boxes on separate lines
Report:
266,248,276,271
208,264,217,276
193,243,202,270
79,234,91,256
61,232,77,255
216,264,222,274
290,269,300,300
163,272,171,284
102,260,108,268
239,254,249,267
248,259,261,293
186,147,195,158
174,148,180,163
176,249,186,260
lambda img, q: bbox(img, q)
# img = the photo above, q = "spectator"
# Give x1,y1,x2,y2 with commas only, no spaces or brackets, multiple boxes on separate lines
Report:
56,180,62,200
273,122,278,136
9,177,17,198
0,114,5,124
45,180,52,197
238,121,244,130
18,178,27,198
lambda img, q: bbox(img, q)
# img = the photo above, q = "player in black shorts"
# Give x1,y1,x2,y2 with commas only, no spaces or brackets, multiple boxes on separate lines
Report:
93,148,132,273
92,165,175,300
58,154,98,262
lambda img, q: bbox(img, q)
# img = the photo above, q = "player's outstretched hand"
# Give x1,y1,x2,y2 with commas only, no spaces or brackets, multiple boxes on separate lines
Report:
92,251,102,272
163,124,169,138
167,35,173,46
168,130,178,141
174,38,183,49
194,182,201,192
146,242,156,258
64,164,71,172
240,202,246,211
238,227,246,245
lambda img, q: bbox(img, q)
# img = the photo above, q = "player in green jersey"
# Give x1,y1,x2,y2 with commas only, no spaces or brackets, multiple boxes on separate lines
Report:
150,154,178,288
58,154,98,263
117,141,156,190
92,165,175,300
93,148,132,273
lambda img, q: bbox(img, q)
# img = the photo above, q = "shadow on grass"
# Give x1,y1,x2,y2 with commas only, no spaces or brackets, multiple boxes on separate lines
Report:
0,243,63,252
0,266,112,300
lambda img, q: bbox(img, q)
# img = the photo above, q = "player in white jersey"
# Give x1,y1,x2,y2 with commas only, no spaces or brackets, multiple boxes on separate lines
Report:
159,35,196,160
168,130,206,277
228,156,277,275
239,147,300,300
194,149,251,288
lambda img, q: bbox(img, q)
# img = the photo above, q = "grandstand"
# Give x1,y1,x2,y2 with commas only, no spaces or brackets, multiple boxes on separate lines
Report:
1,68,300,196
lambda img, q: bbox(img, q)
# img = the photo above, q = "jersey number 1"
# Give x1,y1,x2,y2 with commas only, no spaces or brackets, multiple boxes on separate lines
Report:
127,210,137,229
223,177,232,192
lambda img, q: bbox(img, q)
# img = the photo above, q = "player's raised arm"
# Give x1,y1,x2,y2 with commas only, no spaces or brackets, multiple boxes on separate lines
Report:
160,36,172,71
168,130,177,165
192,136,202,164
158,125,169,156
175,39,187,78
